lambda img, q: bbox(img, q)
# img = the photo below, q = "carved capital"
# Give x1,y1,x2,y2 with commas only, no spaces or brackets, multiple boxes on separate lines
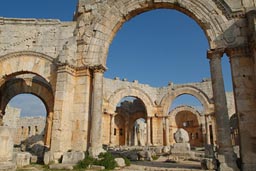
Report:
207,48,225,60
90,64,107,73
226,46,250,58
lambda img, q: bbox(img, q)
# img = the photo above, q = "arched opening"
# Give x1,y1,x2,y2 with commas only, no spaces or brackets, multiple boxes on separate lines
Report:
106,9,210,86
169,94,204,112
168,94,204,147
109,96,148,146
0,72,54,162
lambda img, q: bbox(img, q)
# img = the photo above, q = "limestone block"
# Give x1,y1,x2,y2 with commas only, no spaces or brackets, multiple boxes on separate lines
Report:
62,151,84,164
114,158,125,167
174,128,189,143
0,126,14,162
49,164,74,170
14,152,31,168
0,162,16,171
171,143,191,154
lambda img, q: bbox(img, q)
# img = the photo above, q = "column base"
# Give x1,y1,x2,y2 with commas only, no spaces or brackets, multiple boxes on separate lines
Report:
217,154,239,171
88,146,105,158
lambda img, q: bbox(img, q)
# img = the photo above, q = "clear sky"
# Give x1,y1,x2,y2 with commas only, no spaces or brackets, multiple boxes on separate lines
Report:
1,1,233,116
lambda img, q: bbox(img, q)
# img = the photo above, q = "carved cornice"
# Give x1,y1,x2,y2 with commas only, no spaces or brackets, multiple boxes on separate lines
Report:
212,0,245,19
225,46,251,58
0,51,55,63
90,64,107,73
207,48,225,60
56,63,107,76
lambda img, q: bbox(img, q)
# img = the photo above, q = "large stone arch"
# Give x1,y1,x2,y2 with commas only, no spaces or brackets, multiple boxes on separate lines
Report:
76,0,232,66
0,51,57,87
0,73,54,148
160,85,213,116
107,87,155,117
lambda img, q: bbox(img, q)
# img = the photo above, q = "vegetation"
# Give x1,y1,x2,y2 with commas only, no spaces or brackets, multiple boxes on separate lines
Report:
123,156,131,166
152,155,159,160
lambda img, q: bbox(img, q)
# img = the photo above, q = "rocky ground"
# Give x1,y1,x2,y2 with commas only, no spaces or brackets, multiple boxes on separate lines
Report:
16,156,212,171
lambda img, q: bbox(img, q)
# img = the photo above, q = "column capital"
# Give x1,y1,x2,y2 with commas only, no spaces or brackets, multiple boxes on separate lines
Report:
90,64,107,73
225,46,250,58
207,48,225,60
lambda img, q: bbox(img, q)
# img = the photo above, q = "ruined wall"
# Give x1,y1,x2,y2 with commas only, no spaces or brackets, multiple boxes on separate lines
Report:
0,18,77,63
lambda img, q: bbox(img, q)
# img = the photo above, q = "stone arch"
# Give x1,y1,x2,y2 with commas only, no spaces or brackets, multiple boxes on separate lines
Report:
160,86,213,116
107,87,155,117
168,105,204,147
0,51,57,86
0,72,54,148
78,0,229,65
168,105,203,125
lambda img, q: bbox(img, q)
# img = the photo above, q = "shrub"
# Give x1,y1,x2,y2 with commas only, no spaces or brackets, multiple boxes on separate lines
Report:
152,155,159,160
95,152,117,170
123,157,131,166
74,152,94,169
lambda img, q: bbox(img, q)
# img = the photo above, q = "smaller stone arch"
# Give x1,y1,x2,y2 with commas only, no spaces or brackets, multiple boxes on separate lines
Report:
0,72,54,148
169,105,204,147
160,85,213,116
107,87,155,117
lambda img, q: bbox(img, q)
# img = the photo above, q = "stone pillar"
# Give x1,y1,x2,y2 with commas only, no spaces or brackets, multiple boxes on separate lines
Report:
0,111,3,126
165,117,170,146
89,65,106,157
205,115,210,145
44,111,53,148
109,114,115,145
0,126,13,162
146,117,151,146
207,49,238,171
227,46,256,171
50,64,75,156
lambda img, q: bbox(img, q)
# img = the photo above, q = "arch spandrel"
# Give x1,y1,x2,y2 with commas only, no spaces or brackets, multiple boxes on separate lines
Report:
106,87,155,117
0,51,57,84
75,0,240,66
160,86,214,116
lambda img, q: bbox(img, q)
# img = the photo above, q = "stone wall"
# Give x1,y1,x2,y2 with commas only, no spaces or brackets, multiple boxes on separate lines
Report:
3,105,45,145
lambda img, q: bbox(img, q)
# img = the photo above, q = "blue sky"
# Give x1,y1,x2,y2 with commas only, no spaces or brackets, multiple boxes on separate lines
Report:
1,1,233,116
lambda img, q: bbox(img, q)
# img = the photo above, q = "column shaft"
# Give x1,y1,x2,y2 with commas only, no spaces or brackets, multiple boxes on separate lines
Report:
208,49,238,171
89,65,105,157
165,117,170,146
147,117,151,146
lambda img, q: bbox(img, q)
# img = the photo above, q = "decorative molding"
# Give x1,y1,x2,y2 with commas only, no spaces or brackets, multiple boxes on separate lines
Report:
207,48,225,60
225,46,251,58
0,51,55,63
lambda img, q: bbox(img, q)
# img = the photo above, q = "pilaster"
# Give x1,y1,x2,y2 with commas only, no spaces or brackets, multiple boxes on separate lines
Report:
226,46,256,171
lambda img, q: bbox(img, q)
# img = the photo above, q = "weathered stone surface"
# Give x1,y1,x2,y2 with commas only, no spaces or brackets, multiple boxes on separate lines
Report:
115,158,125,167
62,151,85,164
14,152,31,168
0,162,16,171
171,143,191,154
0,127,14,162
49,164,74,170
0,0,256,170
174,129,189,143
201,158,217,170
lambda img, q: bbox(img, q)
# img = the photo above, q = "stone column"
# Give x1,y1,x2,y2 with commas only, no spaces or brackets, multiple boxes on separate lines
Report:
146,117,151,146
44,111,53,148
89,65,106,157
0,111,3,126
227,46,256,171
109,114,115,145
165,117,170,146
207,49,238,171
205,115,210,145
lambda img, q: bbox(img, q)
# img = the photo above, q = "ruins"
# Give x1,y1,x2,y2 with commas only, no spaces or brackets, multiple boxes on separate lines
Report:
0,0,256,171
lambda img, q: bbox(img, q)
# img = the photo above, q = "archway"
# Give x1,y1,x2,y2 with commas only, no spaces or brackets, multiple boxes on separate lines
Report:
0,72,54,156
106,96,148,146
